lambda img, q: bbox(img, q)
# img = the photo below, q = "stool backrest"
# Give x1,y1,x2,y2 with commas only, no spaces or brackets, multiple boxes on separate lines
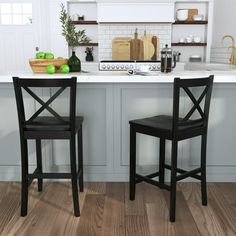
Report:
172,75,214,134
12,77,77,131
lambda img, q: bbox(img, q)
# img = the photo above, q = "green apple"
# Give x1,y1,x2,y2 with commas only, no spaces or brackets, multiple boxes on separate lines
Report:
45,53,54,59
60,64,70,73
36,51,45,59
46,65,56,74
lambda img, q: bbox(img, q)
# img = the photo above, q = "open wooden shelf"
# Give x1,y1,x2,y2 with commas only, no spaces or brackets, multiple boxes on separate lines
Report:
78,42,98,46
173,21,208,25
72,20,98,25
171,43,207,46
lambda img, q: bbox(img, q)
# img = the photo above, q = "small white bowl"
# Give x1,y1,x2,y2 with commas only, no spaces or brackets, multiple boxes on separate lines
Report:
186,37,193,43
179,37,186,43
176,9,188,21
192,14,204,21
193,36,202,43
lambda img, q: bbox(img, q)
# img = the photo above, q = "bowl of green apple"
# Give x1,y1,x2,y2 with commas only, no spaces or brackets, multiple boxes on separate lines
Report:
29,51,70,74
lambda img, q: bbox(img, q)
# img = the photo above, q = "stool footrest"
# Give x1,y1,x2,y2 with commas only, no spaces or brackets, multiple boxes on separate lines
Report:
27,168,82,183
135,171,159,183
135,173,171,191
28,172,72,179
164,164,202,181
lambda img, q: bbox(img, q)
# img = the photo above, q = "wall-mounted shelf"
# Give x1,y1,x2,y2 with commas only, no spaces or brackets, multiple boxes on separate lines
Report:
172,43,207,46
78,42,98,46
72,20,98,25
173,21,208,25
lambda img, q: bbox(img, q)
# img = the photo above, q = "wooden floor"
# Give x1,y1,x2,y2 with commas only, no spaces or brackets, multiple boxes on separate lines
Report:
0,182,236,236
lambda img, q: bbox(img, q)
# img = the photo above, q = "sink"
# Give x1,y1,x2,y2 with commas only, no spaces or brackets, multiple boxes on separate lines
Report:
185,63,236,71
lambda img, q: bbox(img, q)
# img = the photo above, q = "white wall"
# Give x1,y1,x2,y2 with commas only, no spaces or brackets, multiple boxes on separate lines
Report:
212,0,236,47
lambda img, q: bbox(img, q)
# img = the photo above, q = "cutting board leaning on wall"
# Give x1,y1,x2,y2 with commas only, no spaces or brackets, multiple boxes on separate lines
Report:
112,30,160,61
141,31,155,60
141,31,160,61
112,37,132,60
151,36,160,60
130,29,144,60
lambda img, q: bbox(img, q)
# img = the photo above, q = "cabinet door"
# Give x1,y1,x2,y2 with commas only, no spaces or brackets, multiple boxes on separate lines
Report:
0,85,36,179
50,84,114,177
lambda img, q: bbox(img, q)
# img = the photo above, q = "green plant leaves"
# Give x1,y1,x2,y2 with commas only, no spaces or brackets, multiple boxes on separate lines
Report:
60,4,91,49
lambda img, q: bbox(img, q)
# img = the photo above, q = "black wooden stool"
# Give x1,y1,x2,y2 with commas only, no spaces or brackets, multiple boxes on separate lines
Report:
129,75,214,222
13,76,83,217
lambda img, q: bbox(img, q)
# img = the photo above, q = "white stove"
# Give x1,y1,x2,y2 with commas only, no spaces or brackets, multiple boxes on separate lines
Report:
99,60,161,71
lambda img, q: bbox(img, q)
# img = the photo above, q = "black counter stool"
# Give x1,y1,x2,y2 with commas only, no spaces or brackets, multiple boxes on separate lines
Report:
13,76,83,217
129,75,214,222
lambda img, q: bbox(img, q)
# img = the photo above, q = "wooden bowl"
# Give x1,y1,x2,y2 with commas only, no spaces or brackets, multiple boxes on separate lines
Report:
29,58,68,73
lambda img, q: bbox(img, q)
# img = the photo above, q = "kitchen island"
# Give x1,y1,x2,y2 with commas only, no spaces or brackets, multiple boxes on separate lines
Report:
1,70,236,182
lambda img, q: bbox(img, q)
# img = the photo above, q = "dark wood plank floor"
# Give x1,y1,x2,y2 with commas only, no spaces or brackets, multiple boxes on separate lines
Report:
0,182,236,236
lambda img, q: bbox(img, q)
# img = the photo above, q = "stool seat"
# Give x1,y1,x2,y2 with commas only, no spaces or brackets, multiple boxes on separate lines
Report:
130,115,204,139
24,116,84,131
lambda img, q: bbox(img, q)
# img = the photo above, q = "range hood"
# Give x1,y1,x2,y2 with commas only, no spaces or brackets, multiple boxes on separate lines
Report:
97,2,175,23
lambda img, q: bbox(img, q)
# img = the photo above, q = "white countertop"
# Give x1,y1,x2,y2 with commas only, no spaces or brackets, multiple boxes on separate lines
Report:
1,70,236,83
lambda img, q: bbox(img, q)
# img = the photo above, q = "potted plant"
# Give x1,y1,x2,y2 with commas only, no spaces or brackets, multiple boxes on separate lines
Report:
85,47,94,61
60,4,91,72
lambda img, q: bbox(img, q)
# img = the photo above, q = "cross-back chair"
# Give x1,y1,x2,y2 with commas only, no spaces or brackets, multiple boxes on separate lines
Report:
129,75,214,222
13,76,83,217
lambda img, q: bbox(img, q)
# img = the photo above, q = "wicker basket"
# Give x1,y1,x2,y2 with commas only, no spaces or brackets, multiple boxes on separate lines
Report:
29,58,68,73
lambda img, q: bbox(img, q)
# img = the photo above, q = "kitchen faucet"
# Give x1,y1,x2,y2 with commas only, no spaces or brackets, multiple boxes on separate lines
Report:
221,35,236,65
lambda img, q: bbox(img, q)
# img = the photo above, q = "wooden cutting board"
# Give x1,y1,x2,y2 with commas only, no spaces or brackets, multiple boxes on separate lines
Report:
112,37,131,60
141,31,155,60
151,36,160,60
130,29,144,60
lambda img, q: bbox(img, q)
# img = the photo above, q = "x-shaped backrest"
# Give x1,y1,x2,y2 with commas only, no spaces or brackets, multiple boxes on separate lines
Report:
172,76,214,131
23,86,68,124
181,85,209,122
13,77,77,129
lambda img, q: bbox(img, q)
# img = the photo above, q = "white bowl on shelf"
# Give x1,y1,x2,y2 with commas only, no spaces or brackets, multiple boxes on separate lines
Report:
176,9,188,21
192,14,204,21
186,36,193,43
193,36,202,43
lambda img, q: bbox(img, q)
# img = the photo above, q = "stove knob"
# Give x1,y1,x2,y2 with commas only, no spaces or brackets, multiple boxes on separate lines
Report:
125,65,129,70
111,65,115,70
152,65,156,70
102,65,106,70
116,65,120,69
130,65,134,69
121,65,124,69
107,65,110,69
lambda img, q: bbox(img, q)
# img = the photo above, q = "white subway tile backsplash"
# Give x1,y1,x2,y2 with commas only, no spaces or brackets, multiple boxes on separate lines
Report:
98,23,172,61
210,47,232,64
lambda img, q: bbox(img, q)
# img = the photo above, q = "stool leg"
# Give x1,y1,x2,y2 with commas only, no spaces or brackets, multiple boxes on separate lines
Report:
129,126,136,201
159,139,165,185
170,140,178,222
201,134,207,206
36,139,43,192
78,125,84,192
70,135,80,217
21,138,28,217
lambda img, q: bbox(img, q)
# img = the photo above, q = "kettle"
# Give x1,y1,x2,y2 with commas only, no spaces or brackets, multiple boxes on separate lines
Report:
161,44,176,73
